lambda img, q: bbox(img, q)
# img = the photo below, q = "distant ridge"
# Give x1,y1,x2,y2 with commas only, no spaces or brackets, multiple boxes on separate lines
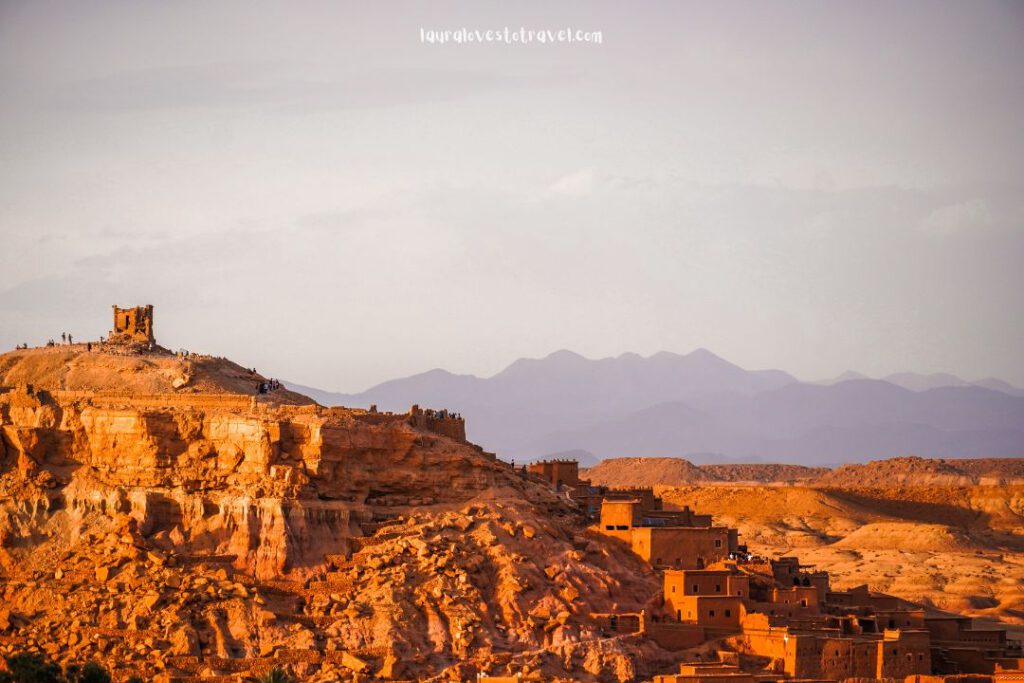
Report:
583,455,1024,487
291,349,1024,465
819,370,1024,397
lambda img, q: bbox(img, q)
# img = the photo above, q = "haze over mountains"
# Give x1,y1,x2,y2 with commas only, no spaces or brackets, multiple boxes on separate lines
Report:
292,349,1024,466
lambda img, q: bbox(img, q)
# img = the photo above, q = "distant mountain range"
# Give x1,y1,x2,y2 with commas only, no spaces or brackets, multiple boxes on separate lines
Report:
289,350,1024,466
819,370,1024,396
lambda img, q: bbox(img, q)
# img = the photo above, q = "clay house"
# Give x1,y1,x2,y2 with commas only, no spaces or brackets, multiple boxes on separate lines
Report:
653,662,755,683
527,459,581,491
596,498,738,569
736,615,932,679
925,613,1024,674
664,569,749,627
770,557,831,602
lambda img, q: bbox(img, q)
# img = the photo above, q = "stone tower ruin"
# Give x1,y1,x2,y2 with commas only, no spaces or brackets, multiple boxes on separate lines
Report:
109,305,155,345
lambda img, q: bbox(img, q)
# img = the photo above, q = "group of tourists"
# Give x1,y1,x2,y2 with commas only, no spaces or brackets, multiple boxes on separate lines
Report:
256,378,283,394
424,408,462,420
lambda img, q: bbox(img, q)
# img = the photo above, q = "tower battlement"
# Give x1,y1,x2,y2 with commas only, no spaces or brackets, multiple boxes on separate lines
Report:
110,304,154,345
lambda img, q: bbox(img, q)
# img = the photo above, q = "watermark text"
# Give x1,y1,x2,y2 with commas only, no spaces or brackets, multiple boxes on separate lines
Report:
420,26,603,46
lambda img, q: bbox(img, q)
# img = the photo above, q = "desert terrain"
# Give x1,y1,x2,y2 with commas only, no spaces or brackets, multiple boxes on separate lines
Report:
0,342,677,682
586,457,1024,632
3,330,1024,681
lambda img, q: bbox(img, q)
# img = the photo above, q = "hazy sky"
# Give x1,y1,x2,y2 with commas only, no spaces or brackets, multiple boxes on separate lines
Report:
1,1,1022,391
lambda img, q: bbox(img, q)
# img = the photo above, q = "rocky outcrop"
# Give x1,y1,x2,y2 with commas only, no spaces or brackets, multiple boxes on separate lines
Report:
0,373,663,681
0,384,507,578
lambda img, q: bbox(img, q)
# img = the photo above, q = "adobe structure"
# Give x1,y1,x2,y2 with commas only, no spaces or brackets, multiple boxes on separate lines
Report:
527,457,668,520
109,304,155,345
534,459,1024,682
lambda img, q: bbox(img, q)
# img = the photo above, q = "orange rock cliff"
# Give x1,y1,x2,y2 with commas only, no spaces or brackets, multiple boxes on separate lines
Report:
0,308,664,682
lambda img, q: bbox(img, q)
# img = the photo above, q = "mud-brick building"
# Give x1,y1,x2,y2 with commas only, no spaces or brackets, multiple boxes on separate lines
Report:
664,569,750,626
527,458,581,490
597,499,738,569
926,614,1024,674
769,556,831,602
653,662,755,683
746,627,933,679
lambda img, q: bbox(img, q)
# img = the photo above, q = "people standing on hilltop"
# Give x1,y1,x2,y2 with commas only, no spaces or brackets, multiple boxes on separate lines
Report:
68,333,73,344
61,332,66,344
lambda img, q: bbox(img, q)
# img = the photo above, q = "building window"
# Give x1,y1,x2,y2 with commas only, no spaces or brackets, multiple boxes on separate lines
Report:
615,525,628,530
605,525,614,530
715,539,722,548
692,584,699,593
725,609,731,617
801,599,807,607
709,610,716,617
671,586,676,593
715,584,721,593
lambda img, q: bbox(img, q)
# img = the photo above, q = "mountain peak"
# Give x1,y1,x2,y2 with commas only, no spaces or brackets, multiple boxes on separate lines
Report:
544,349,586,362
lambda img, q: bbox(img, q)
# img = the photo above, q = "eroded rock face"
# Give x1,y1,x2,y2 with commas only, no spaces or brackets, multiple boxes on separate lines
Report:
0,383,663,681
1,386,501,577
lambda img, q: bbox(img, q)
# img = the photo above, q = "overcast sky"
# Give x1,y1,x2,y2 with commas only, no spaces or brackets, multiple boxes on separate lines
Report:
1,0,1022,391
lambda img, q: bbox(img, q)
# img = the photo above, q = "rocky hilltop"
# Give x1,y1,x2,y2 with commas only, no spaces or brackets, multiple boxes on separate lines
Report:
0,344,312,403
0,345,664,682
582,457,827,487
819,456,1024,487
